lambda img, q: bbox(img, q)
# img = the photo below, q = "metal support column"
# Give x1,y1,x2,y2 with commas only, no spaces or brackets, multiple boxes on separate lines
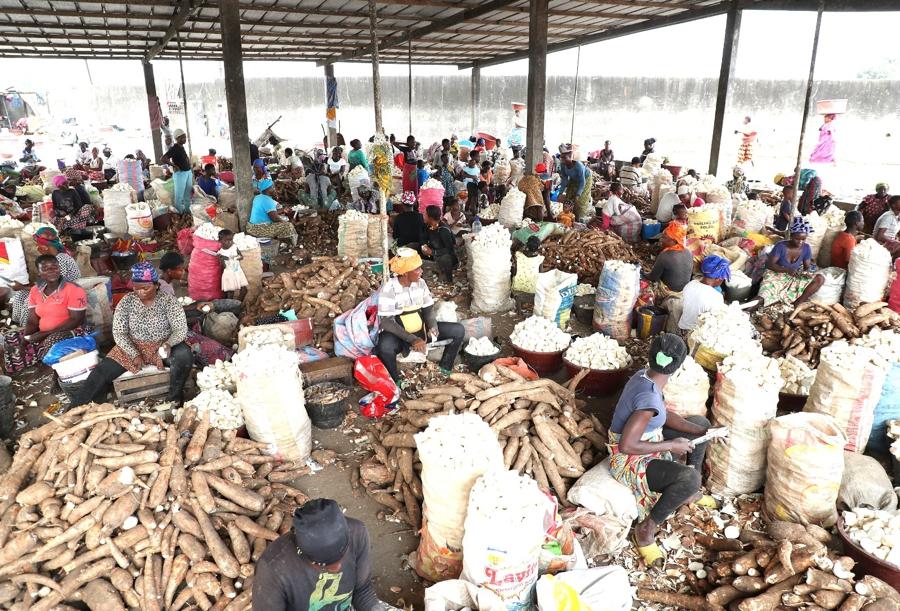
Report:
408,34,413,135
368,0,384,134
324,63,338,149
219,0,253,228
569,46,581,145
792,1,825,213
470,62,481,136
708,1,742,176
524,0,549,171
142,60,164,161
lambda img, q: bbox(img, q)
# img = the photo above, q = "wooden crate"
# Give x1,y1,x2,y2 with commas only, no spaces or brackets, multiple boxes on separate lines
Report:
300,357,353,386
113,370,171,403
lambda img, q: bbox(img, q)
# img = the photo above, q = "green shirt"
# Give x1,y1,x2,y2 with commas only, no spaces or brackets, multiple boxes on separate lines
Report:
348,149,369,171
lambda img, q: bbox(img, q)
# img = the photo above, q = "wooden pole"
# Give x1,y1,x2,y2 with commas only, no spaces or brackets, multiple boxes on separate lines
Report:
569,46,581,145
408,33,413,135
368,0,384,134
470,62,481,136
791,0,824,215
524,0,549,171
142,60,164,161
177,33,193,163
219,0,253,228
708,1,742,176
324,63,337,149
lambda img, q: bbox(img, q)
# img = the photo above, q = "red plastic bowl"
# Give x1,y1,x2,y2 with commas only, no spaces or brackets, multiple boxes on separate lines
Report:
511,342,564,376
836,517,900,591
563,357,631,396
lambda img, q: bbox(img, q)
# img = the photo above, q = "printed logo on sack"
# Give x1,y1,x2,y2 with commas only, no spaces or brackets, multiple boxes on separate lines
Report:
0,242,9,265
484,563,537,586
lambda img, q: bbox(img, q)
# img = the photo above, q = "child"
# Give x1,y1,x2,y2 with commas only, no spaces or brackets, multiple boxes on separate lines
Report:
442,197,468,237
197,163,219,198
217,229,248,301
416,159,429,188
672,203,689,228
158,251,186,296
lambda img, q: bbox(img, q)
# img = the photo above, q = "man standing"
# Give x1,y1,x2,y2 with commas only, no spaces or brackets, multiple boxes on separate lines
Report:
252,499,390,611
160,129,193,213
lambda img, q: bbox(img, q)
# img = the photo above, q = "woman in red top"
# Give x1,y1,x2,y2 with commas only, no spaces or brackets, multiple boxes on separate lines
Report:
3,254,89,372
830,210,862,270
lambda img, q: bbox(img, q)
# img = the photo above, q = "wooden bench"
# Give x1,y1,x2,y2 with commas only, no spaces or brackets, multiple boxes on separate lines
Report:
113,370,171,403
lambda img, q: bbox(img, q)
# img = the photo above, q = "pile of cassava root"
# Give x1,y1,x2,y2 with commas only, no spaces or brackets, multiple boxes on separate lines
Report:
755,301,900,368
0,402,310,610
240,256,378,352
638,519,899,610
539,230,639,285
355,363,607,528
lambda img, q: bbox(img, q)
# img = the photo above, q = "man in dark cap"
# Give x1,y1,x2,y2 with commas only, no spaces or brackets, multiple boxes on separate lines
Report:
252,498,388,611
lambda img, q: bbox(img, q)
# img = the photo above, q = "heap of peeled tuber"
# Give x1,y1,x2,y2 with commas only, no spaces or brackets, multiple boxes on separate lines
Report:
0,402,310,610
355,363,608,528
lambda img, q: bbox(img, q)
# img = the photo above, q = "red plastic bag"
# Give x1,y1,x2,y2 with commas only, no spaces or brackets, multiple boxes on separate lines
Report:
354,355,400,419
890,260,900,316
177,227,195,256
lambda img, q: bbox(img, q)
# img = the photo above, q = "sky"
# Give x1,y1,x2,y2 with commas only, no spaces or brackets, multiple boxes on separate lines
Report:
2,9,900,88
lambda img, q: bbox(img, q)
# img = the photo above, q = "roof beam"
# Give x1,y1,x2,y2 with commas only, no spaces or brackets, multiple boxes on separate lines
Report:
461,1,731,68
317,0,523,65
145,0,196,60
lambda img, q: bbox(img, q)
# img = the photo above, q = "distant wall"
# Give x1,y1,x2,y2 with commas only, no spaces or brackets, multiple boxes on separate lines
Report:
61,73,900,186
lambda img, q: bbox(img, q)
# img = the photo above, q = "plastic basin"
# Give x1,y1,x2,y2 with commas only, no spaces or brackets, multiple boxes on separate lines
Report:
836,517,900,591
563,358,631,396
511,342,565,376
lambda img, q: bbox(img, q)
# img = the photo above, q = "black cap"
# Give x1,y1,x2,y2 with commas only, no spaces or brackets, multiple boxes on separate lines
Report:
292,499,349,565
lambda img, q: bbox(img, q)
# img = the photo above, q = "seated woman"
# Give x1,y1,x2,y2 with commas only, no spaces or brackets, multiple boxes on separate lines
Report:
678,256,729,332
72,263,192,406
2,254,90,374
422,205,458,283
50,174,97,232
608,333,713,566
758,217,825,306
645,224,692,330
873,196,900,256
859,182,891,235
602,182,642,243
247,178,298,246
7,227,81,330
374,248,465,383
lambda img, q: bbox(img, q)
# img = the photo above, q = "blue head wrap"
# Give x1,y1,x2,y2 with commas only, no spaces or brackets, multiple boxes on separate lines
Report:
790,216,814,235
130,262,159,284
252,158,266,170
258,178,274,192
700,255,731,281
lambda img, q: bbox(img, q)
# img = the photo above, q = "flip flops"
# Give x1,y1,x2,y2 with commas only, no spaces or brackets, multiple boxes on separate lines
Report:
632,534,666,567
694,494,718,509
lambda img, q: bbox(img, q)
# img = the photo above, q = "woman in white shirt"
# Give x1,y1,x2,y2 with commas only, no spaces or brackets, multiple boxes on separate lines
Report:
327,147,348,197
874,196,900,255
678,255,729,331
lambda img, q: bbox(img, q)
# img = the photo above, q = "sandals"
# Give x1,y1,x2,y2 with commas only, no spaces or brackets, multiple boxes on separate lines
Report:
694,494,718,509
632,534,666,567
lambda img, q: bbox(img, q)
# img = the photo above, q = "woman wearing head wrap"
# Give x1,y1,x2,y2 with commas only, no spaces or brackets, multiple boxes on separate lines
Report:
645,222,692,297
50,173,97,232
246,178,298,246
558,149,593,220
873,195,900,256
858,182,891,235
676,255,729,331
1,253,90,374
758,217,826,306
735,116,757,165
607,333,714,566
394,135,420,196
374,248,465,383
726,165,749,196
72,262,192,406
252,498,388,611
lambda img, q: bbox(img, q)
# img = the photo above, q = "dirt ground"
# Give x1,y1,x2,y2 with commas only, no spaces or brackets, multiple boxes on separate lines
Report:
2,250,640,609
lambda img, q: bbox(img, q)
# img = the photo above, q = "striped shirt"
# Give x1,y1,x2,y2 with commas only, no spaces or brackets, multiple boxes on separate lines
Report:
377,278,434,317
619,165,642,189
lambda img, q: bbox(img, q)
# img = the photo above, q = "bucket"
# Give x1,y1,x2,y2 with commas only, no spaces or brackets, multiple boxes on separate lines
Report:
0,375,14,407
641,221,662,240
689,339,726,372
511,343,565,376
662,165,682,179
724,283,753,303
461,340,501,373
306,382,350,429
51,351,99,383
634,306,668,339
563,358,631,396
60,378,88,404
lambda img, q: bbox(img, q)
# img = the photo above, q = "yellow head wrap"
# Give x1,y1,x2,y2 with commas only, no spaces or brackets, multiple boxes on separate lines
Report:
389,247,422,275
773,173,785,185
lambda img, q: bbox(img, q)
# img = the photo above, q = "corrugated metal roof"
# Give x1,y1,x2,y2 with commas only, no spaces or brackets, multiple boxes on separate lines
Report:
0,0,891,66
